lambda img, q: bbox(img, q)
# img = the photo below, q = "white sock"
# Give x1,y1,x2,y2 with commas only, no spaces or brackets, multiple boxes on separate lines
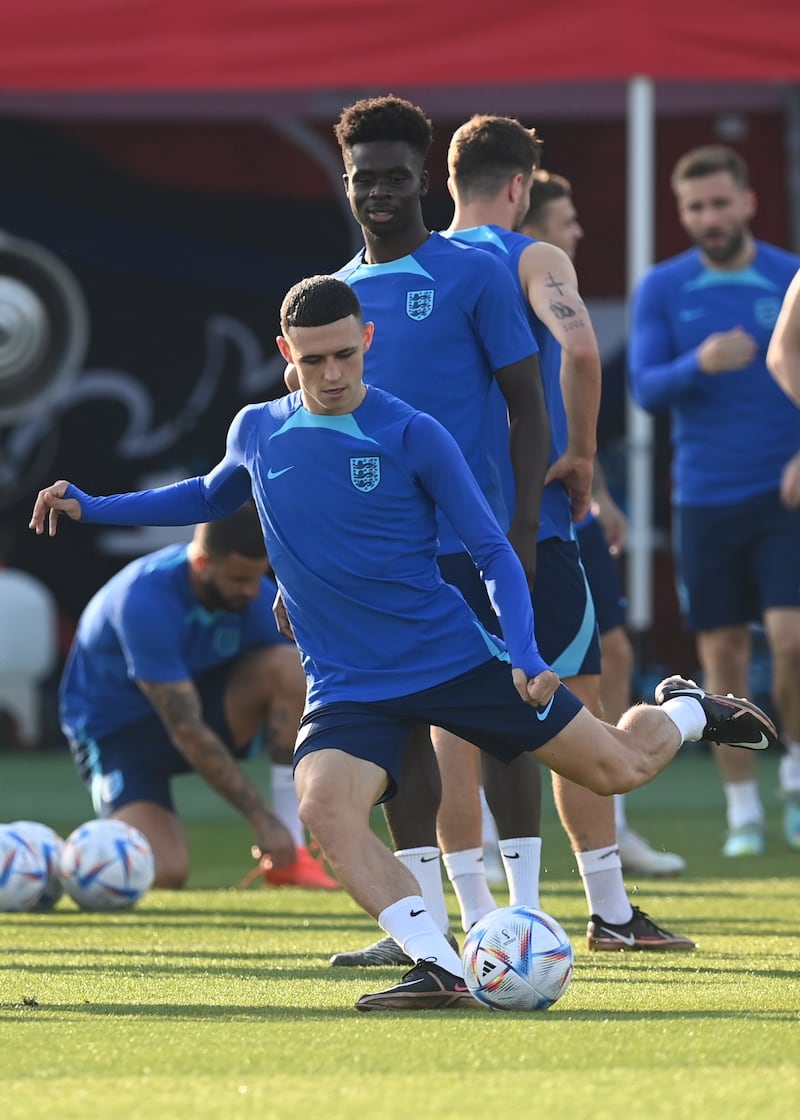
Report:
660,696,706,741
499,836,542,909
778,741,800,794
614,794,628,834
574,845,632,925
724,780,764,829
270,764,305,847
378,895,463,976
394,847,450,934
479,786,500,849
442,848,496,932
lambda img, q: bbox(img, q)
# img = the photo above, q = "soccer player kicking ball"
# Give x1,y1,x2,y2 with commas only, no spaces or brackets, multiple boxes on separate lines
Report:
30,276,777,1012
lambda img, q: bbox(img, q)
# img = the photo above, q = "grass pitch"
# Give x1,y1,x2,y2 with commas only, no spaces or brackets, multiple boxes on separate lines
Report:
1,748,799,1120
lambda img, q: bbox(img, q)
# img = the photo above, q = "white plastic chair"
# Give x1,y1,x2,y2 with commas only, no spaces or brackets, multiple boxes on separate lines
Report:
0,567,58,746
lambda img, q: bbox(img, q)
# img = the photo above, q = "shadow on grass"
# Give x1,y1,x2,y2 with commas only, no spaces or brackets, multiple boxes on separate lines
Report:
1,950,341,971
2,1000,797,1023
0,909,361,930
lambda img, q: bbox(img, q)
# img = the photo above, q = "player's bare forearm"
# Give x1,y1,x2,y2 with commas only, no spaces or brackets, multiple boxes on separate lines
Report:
559,350,600,459
140,679,295,865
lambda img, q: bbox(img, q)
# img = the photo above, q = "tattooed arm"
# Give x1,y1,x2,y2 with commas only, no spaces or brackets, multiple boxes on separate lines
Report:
137,677,295,868
519,240,602,521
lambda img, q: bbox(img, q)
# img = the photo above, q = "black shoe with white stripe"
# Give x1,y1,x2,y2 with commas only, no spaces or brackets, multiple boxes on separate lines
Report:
655,676,777,751
355,960,481,1011
587,906,696,952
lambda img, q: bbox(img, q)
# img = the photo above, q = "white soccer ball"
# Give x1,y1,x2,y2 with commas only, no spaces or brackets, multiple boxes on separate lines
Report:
58,819,155,911
0,822,48,911
10,820,64,908
462,905,574,1011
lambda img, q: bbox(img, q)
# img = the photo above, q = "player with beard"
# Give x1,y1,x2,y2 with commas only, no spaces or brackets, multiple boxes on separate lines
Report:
58,501,338,890
629,145,800,856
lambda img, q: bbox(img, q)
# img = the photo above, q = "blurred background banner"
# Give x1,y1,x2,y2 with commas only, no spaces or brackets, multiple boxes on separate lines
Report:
0,0,799,692
0,2,798,91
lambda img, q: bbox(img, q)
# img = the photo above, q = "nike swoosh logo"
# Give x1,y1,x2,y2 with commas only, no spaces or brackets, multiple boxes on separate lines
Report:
391,976,469,993
419,855,439,863
737,732,770,750
536,696,555,721
598,928,636,946
410,908,426,917
504,852,520,860
267,466,294,479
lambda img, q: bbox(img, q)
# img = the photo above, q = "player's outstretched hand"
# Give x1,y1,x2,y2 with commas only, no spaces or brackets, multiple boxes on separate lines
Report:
29,480,82,537
512,667,560,710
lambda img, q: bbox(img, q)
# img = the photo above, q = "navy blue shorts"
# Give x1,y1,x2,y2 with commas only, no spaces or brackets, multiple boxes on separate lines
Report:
69,662,254,815
438,543,601,678
534,538,601,677
576,516,627,636
674,491,800,630
294,659,583,802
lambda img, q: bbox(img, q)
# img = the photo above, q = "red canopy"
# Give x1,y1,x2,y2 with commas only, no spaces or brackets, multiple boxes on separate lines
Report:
1,1,799,93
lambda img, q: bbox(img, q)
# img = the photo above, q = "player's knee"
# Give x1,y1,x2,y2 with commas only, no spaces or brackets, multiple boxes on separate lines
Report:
296,784,335,842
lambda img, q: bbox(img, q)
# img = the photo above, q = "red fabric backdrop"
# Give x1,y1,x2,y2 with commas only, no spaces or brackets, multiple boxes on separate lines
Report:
1,1,799,92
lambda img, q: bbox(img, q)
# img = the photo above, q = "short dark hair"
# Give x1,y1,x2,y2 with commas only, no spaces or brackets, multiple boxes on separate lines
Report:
196,501,265,561
670,145,750,194
334,95,433,163
523,170,572,228
447,115,542,200
280,275,363,333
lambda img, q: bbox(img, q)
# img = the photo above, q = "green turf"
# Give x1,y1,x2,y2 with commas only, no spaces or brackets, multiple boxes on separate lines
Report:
1,749,799,1119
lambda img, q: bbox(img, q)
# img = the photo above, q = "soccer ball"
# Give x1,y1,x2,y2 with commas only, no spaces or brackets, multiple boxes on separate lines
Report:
58,819,155,910
0,822,48,911
10,821,64,908
462,905,574,1011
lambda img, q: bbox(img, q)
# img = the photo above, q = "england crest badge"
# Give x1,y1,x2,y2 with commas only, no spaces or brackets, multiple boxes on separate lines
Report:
350,456,381,492
406,289,434,320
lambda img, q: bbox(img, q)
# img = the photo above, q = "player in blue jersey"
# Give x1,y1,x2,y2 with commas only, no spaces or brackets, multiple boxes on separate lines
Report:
59,501,338,891
520,169,686,879
31,275,776,1009
287,95,553,968
439,116,692,951
629,145,800,856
